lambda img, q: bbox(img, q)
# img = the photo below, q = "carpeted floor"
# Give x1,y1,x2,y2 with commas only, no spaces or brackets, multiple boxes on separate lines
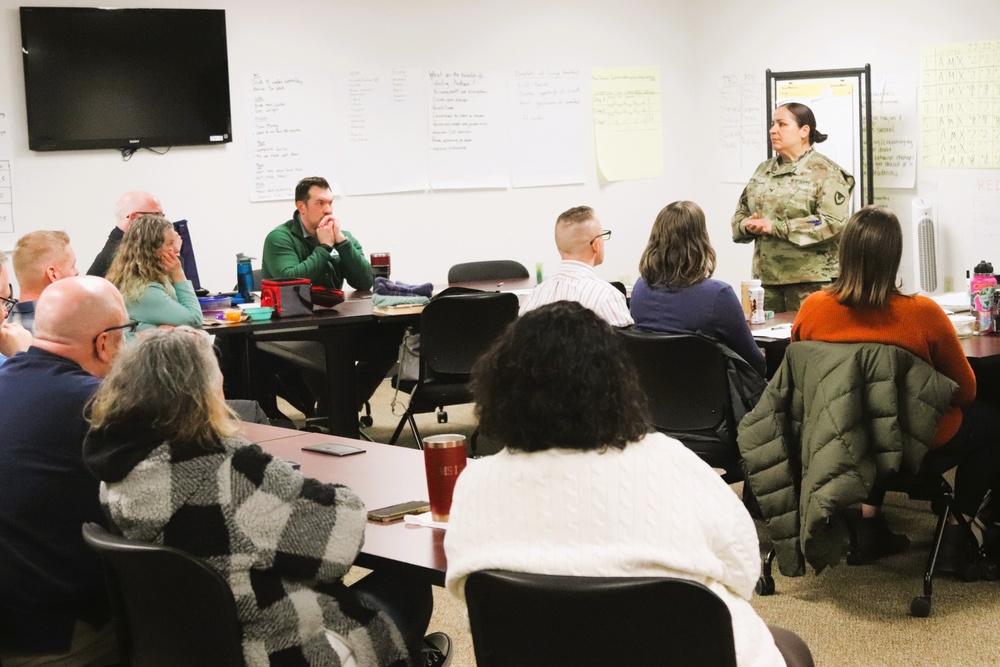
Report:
285,382,1000,667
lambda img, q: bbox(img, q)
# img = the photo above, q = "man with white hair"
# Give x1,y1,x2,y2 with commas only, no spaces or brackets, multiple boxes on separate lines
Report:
10,230,79,333
0,276,130,666
520,205,633,326
86,190,163,277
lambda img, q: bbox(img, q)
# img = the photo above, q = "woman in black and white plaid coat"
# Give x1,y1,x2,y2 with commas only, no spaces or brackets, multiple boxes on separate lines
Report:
83,327,435,667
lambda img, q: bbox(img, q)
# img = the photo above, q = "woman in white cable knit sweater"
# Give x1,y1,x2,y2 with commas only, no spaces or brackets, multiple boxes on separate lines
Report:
444,301,813,667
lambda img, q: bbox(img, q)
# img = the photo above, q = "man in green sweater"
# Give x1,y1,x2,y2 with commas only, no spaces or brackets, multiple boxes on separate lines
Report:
259,177,396,428
261,176,373,289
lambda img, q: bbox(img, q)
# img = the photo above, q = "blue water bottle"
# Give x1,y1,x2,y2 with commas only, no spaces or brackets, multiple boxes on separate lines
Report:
236,254,254,303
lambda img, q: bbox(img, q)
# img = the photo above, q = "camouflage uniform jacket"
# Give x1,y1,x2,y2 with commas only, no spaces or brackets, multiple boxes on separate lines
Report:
731,148,854,285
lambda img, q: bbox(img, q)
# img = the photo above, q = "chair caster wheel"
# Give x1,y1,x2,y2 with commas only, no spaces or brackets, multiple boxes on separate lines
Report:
755,576,775,596
437,410,448,424
359,415,374,428
910,595,931,617
982,560,999,581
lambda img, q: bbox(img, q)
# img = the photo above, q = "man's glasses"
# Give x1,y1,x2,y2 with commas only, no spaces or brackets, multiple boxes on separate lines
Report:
1,286,17,316
94,320,139,343
590,230,612,245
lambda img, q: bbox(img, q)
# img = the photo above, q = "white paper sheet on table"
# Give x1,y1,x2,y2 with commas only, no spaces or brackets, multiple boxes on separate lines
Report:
752,325,793,340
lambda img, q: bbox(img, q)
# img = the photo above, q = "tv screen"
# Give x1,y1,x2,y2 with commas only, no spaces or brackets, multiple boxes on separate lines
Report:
20,7,233,152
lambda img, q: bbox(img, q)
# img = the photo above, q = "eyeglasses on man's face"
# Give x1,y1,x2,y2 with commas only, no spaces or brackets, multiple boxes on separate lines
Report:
1,286,17,317
93,320,139,343
590,230,612,245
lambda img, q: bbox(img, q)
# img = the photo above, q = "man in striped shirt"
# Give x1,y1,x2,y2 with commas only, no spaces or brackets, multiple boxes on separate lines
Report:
519,206,633,327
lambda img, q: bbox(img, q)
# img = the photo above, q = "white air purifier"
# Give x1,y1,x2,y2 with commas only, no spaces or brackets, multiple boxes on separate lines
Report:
911,198,939,294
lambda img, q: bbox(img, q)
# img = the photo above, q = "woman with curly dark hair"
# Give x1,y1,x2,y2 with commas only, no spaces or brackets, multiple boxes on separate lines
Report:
443,301,813,667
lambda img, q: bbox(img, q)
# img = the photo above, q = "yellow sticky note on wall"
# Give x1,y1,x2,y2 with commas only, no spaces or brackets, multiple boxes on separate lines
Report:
591,66,664,182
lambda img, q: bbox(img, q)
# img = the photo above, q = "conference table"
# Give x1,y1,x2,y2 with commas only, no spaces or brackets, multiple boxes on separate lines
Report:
241,420,450,587
232,302,1000,589
213,278,536,438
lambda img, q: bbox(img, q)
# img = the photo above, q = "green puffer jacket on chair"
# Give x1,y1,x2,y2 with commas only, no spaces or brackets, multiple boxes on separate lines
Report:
737,342,957,576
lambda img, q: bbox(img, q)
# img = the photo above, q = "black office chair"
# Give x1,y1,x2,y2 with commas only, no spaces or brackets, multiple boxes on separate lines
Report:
883,459,997,615
388,292,519,449
81,523,244,667
616,329,744,483
755,447,995,615
464,570,738,667
447,260,529,283
250,264,378,432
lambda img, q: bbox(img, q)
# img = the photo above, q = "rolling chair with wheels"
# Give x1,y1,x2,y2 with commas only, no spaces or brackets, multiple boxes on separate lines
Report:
81,522,244,667
234,269,373,430
882,461,996,616
389,292,519,449
446,260,529,283
755,460,997,615
740,341,981,616
464,570,738,667
250,337,377,435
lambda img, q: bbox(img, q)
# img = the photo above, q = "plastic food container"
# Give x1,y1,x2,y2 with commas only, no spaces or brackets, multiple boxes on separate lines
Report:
242,306,274,321
198,295,232,312
949,314,975,338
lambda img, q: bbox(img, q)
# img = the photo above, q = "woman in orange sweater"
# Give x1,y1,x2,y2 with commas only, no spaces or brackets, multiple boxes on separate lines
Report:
793,206,1000,572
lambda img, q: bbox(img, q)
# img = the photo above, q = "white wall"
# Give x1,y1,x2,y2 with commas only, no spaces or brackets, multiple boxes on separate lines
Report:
1,0,998,294
693,0,1000,292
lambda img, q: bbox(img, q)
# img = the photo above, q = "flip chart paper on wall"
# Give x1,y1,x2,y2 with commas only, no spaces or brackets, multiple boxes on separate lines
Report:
0,110,10,158
428,70,508,190
872,73,917,189
508,69,586,188
339,69,429,196
719,73,766,184
921,40,1000,169
0,111,12,234
248,71,337,203
0,161,11,235
591,67,663,182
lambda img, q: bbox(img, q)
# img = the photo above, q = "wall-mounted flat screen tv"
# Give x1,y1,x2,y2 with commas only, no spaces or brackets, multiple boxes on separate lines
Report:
20,7,233,152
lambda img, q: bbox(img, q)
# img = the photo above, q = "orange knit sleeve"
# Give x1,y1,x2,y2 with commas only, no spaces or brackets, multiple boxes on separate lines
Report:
919,299,976,406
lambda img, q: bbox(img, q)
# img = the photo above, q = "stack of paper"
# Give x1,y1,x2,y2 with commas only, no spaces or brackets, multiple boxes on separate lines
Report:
751,325,793,340
928,292,971,313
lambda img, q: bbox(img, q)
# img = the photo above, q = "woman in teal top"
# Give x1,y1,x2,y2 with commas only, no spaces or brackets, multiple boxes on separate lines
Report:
106,215,202,334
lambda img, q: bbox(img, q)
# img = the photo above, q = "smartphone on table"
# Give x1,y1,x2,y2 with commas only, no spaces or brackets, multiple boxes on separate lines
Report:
301,442,366,457
367,500,431,523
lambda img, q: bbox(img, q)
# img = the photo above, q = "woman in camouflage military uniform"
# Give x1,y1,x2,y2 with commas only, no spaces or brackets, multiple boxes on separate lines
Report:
732,102,855,312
